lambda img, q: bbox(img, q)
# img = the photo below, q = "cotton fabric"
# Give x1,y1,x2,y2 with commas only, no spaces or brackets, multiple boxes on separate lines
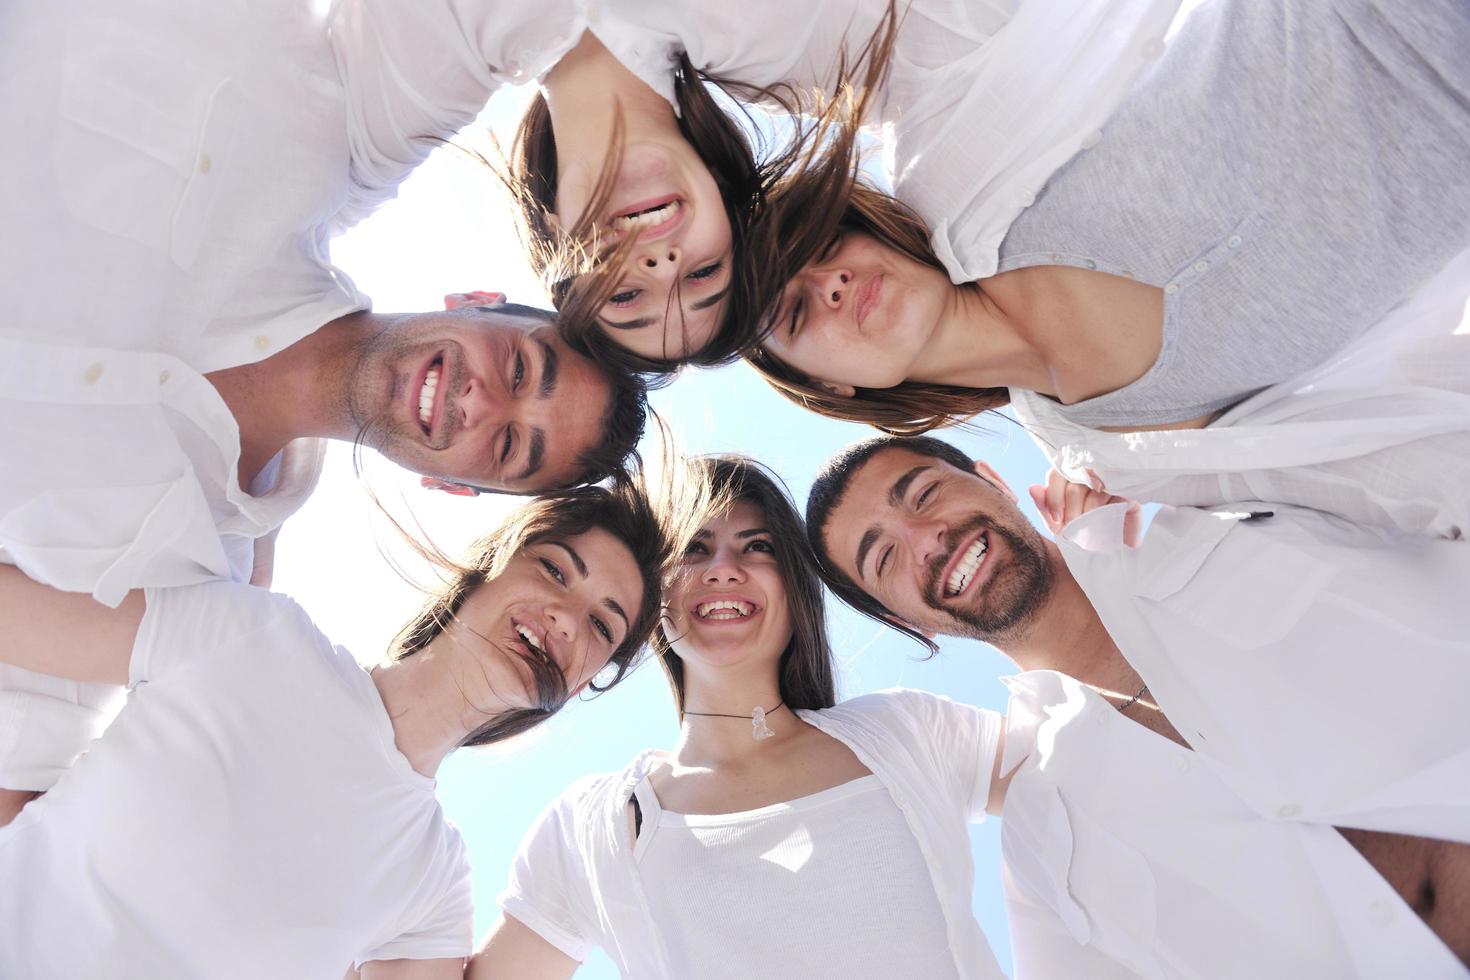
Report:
499,689,1005,978
998,501,1470,977
0,582,472,978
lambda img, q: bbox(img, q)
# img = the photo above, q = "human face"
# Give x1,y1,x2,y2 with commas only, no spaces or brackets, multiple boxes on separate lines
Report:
348,307,613,492
664,500,792,673
450,526,644,707
558,140,733,363
760,232,951,391
822,449,1056,642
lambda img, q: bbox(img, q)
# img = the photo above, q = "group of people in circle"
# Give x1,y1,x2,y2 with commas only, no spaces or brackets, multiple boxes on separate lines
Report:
2,0,1469,977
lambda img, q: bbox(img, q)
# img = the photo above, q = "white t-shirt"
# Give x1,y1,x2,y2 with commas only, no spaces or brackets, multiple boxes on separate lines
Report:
0,582,472,979
632,774,960,980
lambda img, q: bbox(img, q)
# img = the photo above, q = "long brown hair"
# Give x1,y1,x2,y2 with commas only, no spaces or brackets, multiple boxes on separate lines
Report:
652,455,837,715
387,465,707,748
744,185,1011,435
502,6,903,380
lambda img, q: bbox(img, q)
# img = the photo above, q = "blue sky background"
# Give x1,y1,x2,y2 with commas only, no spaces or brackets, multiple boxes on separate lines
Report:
277,75,1064,978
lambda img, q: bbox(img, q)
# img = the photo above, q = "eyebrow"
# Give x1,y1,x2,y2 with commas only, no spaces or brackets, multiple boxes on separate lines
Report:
518,428,545,481
548,541,587,577
534,336,559,398
890,465,931,505
735,527,770,538
603,597,630,633
855,525,882,583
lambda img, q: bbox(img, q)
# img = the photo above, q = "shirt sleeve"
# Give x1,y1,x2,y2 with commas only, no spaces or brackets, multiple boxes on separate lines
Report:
496,781,602,962
1003,864,1139,980
359,832,475,965
864,689,1004,822
327,0,585,231
129,581,299,687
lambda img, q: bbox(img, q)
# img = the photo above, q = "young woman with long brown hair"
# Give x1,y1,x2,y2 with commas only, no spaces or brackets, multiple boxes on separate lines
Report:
0,480,692,979
745,0,1470,537
468,456,1008,979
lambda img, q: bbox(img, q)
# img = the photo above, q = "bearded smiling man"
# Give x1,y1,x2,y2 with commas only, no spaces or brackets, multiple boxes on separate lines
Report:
0,0,646,826
808,435,1470,977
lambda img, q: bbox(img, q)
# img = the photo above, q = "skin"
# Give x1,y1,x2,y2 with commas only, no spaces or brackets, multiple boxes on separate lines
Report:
205,298,614,495
823,446,1470,961
0,528,646,975
541,32,732,363
761,231,1220,428
469,500,869,978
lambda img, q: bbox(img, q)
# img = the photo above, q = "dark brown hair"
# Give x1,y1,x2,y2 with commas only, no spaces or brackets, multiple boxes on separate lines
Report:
387,466,706,747
653,455,838,715
503,6,903,380
744,184,1010,435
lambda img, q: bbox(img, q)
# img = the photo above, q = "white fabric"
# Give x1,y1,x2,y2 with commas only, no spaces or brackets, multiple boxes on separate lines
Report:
996,502,1470,978
499,689,1005,978
1008,248,1470,538
0,581,472,978
999,672,1467,980
632,774,959,980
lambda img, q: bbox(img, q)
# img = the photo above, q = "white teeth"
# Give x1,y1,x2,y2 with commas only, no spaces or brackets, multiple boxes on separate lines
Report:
418,364,440,428
696,599,753,620
945,536,989,597
610,201,677,232
515,624,543,652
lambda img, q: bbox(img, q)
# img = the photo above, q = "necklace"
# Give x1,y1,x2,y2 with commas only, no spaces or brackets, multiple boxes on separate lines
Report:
684,701,785,741
1111,683,1150,713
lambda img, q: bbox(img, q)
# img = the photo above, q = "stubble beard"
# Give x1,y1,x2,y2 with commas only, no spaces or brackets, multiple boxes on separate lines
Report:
921,515,1055,645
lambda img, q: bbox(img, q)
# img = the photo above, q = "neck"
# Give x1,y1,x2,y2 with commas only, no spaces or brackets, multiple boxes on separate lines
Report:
370,639,521,779
993,551,1139,693
541,33,678,220
205,311,388,489
672,658,791,768
908,280,1057,395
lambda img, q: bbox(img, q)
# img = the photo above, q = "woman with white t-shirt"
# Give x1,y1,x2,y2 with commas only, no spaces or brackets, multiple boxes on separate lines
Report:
0,481,689,980
467,456,1007,979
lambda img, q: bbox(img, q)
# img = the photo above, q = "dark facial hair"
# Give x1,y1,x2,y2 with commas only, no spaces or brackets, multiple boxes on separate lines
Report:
920,513,1054,643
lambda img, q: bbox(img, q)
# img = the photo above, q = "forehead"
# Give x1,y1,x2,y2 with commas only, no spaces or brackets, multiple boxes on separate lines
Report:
700,498,766,537
548,525,643,608
823,449,961,549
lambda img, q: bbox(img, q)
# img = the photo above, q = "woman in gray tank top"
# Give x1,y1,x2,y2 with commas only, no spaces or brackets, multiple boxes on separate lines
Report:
747,0,1470,435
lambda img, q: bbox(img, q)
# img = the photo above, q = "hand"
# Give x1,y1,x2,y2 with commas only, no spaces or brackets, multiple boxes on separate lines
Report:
1028,469,1143,547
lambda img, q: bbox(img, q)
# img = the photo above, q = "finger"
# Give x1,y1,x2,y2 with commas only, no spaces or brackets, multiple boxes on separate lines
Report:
1044,469,1068,526
1028,485,1060,533
1062,480,1091,526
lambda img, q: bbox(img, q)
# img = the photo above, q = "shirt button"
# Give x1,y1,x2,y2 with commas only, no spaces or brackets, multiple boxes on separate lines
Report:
1141,38,1166,59
1164,283,1180,295
1228,235,1242,248
1121,270,1135,279
1367,900,1394,928
158,369,171,385
198,154,213,176
83,362,104,384
1276,803,1301,819
1192,260,1209,274
254,335,270,352
1084,259,1098,270
1081,130,1103,150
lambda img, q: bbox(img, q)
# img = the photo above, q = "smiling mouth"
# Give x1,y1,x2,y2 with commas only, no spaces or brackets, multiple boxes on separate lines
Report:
416,355,444,437
609,196,683,239
855,275,883,328
513,619,556,669
944,532,990,598
695,599,756,622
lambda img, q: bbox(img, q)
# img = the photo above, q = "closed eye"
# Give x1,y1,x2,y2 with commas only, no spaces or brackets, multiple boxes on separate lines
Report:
687,262,722,282
609,287,641,307
877,543,894,578
788,296,804,337
591,615,613,643
915,482,937,508
499,427,514,466
539,557,565,585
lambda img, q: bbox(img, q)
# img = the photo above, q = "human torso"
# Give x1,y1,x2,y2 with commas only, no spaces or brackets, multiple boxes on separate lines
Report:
994,0,1470,429
0,582,469,978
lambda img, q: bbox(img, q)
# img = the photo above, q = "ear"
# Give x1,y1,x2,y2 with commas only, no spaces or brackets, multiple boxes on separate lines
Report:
816,380,858,399
970,459,1017,503
881,612,936,640
443,291,507,311
420,476,480,497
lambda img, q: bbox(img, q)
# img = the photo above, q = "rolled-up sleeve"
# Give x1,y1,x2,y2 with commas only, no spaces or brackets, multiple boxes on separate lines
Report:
496,783,601,962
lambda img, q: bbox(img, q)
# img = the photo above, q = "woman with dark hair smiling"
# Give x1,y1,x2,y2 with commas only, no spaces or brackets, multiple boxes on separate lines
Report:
468,456,1009,979
0,480,697,979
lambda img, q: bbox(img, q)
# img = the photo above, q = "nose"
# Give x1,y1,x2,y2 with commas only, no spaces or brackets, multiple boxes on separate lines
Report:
701,544,748,585
807,263,852,310
637,245,682,282
902,516,948,570
543,601,579,651
455,374,503,432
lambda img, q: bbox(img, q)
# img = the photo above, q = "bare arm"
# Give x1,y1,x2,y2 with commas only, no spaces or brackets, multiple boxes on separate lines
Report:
467,915,578,980
359,958,465,980
0,565,142,685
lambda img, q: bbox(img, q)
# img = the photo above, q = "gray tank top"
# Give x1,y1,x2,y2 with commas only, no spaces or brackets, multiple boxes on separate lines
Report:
997,0,1470,427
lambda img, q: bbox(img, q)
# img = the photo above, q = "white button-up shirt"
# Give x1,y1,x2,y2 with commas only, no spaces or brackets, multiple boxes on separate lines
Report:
998,503,1470,977
1009,247,1470,539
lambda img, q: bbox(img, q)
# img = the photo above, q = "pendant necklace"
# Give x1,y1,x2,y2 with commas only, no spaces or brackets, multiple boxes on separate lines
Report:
685,701,785,741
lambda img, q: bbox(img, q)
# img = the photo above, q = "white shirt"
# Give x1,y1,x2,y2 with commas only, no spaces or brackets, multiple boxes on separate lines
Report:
632,774,959,980
0,582,472,978
1008,239,1470,540
998,502,1470,977
499,689,1006,979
